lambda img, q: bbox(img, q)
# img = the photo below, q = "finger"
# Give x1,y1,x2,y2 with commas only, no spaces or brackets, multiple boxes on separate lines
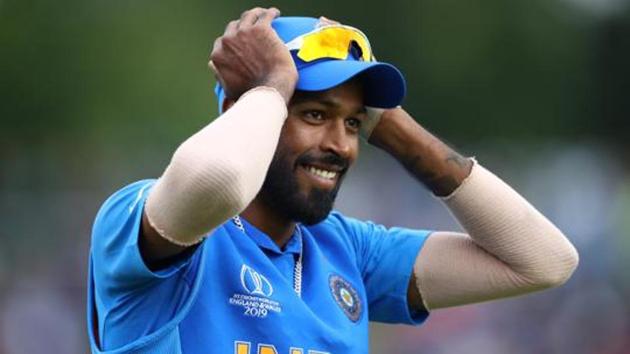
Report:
239,7,262,20
211,36,222,56
224,20,238,36
239,7,265,28
208,60,218,74
208,60,226,88
256,7,281,26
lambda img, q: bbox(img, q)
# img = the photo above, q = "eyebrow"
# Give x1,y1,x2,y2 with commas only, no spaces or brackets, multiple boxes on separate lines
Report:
293,96,367,115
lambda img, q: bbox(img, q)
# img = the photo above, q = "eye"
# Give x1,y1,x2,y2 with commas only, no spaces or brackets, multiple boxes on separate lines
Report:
345,117,362,131
303,110,325,122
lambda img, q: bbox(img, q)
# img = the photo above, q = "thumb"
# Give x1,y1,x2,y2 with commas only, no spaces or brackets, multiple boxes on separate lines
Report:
208,60,223,85
360,106,387,139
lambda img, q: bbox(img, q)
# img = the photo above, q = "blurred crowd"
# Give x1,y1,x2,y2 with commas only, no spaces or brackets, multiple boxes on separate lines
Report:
1,142,628,353
345,143,630,354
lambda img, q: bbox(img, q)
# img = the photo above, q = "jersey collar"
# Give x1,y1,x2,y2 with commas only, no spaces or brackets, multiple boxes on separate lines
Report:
237,217,302,256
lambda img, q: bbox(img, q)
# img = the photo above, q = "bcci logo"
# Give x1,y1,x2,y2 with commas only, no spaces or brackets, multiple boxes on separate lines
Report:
329,273,362,322
240,264,273,297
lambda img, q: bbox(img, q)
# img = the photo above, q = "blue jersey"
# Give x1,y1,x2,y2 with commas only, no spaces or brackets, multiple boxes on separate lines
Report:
87,180,431,354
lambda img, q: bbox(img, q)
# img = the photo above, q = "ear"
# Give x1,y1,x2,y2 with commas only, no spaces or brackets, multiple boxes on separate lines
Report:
222,98,236,113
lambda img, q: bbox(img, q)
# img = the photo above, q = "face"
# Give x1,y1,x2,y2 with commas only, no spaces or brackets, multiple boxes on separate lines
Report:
257,79,366,225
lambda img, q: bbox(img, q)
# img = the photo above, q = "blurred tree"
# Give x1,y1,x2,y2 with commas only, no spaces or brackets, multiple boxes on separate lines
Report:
0,0,627,150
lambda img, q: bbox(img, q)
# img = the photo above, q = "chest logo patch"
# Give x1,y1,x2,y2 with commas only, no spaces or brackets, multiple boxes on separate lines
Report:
240,264,273,297
229,264,282,318
329,274,362,322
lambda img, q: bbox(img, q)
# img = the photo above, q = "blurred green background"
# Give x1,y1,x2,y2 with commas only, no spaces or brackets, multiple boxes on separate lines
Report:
1,0,629,353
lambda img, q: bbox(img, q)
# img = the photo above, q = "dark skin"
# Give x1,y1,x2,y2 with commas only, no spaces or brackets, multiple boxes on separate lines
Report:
140,7,296,267
368,108,473,311
140,81,365,265
240,80,366,245
140,7,473,313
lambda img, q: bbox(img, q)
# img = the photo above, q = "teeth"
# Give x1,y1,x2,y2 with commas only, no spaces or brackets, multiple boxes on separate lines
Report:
306,166,337,180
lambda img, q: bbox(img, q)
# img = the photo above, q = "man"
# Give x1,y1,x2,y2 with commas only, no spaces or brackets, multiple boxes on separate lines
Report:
87,8,579,354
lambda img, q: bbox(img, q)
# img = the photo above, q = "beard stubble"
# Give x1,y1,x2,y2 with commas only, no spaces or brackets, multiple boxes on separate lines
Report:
257,147,347,225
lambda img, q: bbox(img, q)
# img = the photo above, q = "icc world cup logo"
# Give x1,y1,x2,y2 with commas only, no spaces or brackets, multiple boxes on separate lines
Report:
240,264,274,297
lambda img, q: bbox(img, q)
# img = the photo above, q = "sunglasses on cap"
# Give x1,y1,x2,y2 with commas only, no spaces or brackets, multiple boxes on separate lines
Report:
285,25,375,63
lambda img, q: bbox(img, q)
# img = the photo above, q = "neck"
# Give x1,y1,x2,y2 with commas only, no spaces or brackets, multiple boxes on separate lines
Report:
240,198,296,249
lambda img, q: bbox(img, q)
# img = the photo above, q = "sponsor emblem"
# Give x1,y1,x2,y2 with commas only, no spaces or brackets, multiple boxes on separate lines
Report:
240,264,273,297
229,264,281,318
329,274,362,322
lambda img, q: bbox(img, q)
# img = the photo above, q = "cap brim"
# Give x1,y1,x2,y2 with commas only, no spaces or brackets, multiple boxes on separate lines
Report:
295,60,406,108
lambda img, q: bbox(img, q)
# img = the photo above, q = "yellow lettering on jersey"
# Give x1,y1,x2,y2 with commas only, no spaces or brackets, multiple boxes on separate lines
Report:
258,344,278,354
234,341,328,354
235,341,251,354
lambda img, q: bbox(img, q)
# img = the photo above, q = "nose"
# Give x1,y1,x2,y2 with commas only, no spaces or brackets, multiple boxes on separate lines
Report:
320,119,353,159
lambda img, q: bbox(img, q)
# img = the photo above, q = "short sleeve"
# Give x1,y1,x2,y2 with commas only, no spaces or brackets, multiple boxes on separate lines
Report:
90,180,205,350
333,213,431,325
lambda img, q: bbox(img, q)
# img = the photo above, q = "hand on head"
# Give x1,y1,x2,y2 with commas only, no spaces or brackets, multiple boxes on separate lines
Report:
209,7,298,103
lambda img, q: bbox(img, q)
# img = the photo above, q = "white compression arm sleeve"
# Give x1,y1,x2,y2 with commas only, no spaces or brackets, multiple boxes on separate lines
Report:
145,87,287,246
414,162,579,310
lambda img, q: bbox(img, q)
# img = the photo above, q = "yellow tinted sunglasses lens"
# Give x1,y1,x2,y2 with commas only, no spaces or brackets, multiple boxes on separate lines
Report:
296,27,373,62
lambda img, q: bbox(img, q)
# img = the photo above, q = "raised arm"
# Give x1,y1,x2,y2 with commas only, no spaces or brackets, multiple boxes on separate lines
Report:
368,107,579,311
140,8,298,266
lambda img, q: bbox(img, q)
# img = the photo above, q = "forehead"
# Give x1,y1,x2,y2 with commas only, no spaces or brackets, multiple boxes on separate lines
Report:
289,79,365,111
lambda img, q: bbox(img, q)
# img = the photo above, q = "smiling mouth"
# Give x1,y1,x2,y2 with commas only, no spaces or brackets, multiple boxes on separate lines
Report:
304,164,338,180
297,163,345,188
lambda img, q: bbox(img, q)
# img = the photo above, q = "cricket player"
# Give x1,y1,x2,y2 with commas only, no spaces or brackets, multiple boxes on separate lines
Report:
87,8,579,354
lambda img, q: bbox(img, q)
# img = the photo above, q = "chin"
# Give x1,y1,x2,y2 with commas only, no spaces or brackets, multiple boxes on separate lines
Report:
258,149,345,226
291,187,338,225
295,208,332,226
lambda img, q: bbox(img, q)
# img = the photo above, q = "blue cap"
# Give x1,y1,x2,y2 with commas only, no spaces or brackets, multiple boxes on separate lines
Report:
215,17,406,113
